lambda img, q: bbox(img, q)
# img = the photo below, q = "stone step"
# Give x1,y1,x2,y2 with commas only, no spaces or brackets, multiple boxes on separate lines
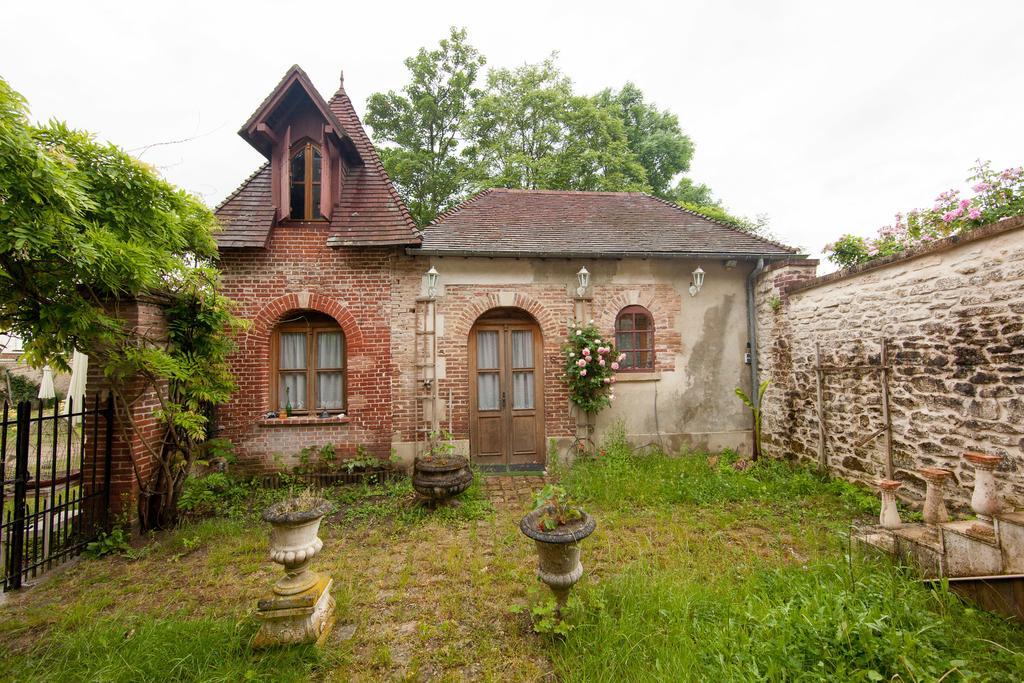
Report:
995,512,1024,573
940,520,1003,577
892,525,944,578
852,525,897,555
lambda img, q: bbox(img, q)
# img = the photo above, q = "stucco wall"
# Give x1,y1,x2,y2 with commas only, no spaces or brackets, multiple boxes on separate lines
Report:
756,217,1024,510
413,256,756,462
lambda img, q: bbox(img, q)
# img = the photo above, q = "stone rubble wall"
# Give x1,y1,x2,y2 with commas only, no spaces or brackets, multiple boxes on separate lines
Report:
756,217,1024,511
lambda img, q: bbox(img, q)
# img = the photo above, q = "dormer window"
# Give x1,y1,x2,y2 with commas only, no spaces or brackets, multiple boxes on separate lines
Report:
289,142,323,220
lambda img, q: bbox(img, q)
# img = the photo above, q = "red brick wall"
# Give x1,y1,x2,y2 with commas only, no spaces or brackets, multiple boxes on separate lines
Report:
216,224,401,470
85,300,167,524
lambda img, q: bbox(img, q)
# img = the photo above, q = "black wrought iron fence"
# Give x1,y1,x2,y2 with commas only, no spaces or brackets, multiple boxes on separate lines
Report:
1,395,113,590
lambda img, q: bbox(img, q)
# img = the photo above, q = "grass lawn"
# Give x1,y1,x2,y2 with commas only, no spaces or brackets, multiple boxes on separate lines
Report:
1,434,1022,682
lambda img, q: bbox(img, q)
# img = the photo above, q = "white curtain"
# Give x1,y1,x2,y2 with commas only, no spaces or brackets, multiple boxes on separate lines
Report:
513,372,534,410
317,332,342,368
280,333,306,369
318,374,343,410
511,330,533,368
279,332,306,409
478,374,499,411
477,331,498,369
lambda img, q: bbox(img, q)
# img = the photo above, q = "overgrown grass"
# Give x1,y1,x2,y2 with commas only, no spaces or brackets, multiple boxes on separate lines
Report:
562,425,878,521
554,555,1024,682
0,614,333,682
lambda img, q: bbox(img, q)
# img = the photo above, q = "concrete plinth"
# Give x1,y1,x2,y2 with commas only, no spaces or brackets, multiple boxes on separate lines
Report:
253,573,335,648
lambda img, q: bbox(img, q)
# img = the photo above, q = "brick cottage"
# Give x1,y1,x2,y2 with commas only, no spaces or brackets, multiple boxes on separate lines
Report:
213,66,797,472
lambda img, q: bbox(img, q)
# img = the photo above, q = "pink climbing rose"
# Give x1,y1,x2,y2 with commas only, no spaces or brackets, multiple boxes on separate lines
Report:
582,347,591,356
599,359,606,366
603,378,611,384
577,358,586,367
580,369,587,376
611,362,620,370
618,353,626,362
968,207,982,220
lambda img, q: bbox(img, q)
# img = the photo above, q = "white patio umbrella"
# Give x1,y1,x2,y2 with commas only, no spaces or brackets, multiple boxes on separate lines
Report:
38,364,56,401
66,351,88,420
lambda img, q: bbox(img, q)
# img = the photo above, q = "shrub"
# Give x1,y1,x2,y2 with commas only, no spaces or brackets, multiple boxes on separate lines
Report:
178,473,252,517
825,160,1024,269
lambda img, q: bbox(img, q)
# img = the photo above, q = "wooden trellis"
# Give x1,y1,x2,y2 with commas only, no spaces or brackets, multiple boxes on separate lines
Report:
813,337,893,478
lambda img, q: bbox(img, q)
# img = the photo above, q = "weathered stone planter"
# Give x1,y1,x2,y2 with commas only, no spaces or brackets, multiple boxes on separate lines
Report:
876,479,903,529
254,499,335,648
520,507,597,607
963,451,1003,522
918,467,952,524
412,455,472,507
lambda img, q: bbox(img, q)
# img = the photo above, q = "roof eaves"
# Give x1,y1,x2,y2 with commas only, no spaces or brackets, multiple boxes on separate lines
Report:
407,247,808,260
213,162,270,213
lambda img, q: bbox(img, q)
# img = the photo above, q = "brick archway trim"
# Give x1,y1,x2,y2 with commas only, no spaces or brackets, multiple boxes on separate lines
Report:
249,292,365,349
449,292,562,342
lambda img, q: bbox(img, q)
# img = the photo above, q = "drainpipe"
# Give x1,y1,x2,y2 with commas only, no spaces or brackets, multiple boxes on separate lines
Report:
746,258,765,457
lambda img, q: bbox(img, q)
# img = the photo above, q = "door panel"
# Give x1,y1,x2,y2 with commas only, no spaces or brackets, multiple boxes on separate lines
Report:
469,321,544,466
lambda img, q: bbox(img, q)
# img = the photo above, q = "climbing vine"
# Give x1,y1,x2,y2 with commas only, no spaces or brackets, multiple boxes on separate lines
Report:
562,321,621,415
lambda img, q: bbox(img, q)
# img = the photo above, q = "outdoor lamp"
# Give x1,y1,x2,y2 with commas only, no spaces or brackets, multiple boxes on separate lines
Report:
689,266,705,297
576,266,590,297
426,266,439,298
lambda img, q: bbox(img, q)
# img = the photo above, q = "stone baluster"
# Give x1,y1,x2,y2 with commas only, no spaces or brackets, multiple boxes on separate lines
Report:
962,451,1003,523
917,467,952,524
876,479,903,529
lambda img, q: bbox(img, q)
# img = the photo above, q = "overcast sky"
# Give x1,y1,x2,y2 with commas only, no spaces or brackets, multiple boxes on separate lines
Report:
3,1,1022,268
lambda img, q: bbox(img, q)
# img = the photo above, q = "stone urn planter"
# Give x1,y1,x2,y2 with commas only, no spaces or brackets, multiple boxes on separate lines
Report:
963,451,1003,522
253,494,335,648
412,455,472,507
918,467,952,524
876,479,903,529
520,486,596,608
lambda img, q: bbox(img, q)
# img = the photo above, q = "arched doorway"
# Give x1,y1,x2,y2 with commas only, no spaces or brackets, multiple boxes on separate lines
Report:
468,308,545,467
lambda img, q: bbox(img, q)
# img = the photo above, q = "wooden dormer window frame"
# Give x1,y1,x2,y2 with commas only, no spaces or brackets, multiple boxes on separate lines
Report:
289,140,325,221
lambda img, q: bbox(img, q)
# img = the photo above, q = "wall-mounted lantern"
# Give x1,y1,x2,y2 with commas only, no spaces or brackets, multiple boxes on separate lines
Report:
576,266,590,297
426,266,440,298
688,266,705,297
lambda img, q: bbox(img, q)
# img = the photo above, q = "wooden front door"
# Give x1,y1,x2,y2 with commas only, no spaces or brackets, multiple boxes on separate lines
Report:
469,317,545,466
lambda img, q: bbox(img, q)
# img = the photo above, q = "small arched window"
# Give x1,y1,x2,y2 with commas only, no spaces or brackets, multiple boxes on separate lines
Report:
289,142,323,220
615,305,655,371
272,312,345,414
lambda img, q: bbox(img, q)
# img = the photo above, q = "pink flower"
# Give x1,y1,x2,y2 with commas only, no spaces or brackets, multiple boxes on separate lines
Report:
942,207,963,222
598,359,606,366
598,346,608,355
617,353,626,362
582,347,590,356
603,378,611,384
610,376,616,383
576,359,586,367
972,182,991,193
611,362,620,370
958,198,970,210
968,208,982,220
579,369,587,376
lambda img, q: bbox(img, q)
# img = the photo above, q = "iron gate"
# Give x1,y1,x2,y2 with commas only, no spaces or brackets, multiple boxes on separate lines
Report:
1,394,113,590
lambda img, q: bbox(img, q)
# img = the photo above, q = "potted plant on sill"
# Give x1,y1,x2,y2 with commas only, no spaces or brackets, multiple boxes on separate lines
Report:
412,430,472,508
254,489,335,647
520,484,596,608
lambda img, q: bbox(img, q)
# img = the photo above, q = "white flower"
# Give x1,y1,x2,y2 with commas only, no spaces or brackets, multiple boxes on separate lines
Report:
569,352,575,357
609,394,615,401
575,330,582,335
595,339,601,344
589,319,594,324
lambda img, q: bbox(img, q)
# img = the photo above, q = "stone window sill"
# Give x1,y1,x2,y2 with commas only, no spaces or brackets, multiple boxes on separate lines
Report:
258,416,351,428
615,372,662,382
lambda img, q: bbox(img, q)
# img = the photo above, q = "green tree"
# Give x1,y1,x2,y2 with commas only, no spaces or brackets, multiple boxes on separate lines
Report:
593,82,695,198
365,27,485,227
0,77,243,529
465,57,648,192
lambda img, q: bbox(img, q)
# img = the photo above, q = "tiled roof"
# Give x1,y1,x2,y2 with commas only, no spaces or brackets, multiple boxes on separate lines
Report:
417,189,796,257
214,70,419,250
325,82,419,246
213,163,275,248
